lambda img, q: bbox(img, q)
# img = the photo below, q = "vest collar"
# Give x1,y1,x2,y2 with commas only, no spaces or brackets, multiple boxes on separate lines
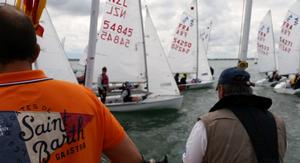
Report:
0,70,51,87
210,95,272,112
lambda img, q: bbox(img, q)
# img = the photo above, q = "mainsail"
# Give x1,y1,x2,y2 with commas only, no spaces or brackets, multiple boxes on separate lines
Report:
36,10,78,83
200,20,212,55
257,10,277,73
277,1,300,75
197,40,212,81
168,0,212,81
145,7,180,96
94,0,146,83
168,0,197,74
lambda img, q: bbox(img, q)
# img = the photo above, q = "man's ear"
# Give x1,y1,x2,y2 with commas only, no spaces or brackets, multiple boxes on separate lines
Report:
30,44,40,63
218,85,224,99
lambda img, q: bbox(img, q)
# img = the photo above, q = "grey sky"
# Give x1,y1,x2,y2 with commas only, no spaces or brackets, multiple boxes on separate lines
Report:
46,0,296,59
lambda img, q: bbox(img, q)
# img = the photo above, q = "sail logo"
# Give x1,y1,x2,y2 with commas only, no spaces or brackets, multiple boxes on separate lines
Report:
182,16,195,27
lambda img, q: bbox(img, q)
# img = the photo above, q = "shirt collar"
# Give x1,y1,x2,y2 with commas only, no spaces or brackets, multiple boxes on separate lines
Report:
0,70,49,85
209,95,272,112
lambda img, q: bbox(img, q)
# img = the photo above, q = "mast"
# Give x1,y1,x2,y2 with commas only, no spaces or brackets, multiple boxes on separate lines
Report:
85,0,100,88
238,0,252,68
196,0,199,79
139,0,149,93
269,11,277,71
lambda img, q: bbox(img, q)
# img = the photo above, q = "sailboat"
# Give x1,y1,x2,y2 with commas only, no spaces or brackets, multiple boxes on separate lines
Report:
274,0,300,95
255,10,283,87
167,0,214,90
88,0,183,112
35,9,78,83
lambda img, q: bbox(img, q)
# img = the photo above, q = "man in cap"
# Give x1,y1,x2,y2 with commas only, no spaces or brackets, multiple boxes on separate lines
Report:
182,67,286,163
0,5,141,163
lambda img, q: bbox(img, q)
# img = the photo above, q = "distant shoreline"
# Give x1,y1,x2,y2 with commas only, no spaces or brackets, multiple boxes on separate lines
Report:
68,58,257,61
208,58,256,61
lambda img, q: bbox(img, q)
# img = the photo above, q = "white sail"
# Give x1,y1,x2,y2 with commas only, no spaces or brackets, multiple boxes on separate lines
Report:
145,7,180,96
198,40,213,81
277,1,300,75
36,10,78,83
168,0,212,81
168,0,197,74
257,10,277,73
200,20,212,55
94,0,146,83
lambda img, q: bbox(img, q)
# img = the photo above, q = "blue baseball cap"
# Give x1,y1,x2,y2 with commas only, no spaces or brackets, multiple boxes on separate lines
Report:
217,67,253,88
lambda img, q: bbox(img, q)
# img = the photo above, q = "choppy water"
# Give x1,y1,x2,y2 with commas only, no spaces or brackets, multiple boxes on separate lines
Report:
114,60,300,163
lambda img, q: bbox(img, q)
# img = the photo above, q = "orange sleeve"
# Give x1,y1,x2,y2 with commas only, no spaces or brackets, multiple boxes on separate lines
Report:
102,106,126,150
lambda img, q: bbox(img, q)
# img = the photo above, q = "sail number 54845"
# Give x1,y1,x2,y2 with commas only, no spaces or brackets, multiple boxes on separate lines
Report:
100,31,130,48
103,20,133,37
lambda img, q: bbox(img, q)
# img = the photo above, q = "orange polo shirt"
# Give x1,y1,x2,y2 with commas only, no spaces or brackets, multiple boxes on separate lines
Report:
0,70,125,163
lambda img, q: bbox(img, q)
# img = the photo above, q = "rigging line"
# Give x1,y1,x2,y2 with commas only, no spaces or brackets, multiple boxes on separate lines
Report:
238,0,246,59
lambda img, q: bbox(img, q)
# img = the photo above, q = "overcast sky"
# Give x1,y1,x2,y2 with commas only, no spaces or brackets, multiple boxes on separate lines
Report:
45,0,296,59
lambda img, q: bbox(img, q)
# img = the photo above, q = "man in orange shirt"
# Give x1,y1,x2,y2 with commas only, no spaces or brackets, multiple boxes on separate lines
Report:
0,5,141,163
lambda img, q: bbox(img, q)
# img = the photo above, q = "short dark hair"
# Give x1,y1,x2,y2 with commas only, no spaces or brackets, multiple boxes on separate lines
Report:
222,84,253,97
102,67,107,72
0,5,37,65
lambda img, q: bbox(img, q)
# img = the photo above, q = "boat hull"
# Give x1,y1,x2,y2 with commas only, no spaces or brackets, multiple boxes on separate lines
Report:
105,95,183,112
179,80,214,91
255,78,278,87
274,81,300,96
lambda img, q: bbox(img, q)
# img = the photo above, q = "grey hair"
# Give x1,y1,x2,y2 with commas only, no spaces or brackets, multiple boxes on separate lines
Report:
222,84,253,97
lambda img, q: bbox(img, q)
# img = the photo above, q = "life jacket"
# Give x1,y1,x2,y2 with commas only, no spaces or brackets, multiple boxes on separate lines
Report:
121,88,132,102
101,73,109,86
201,95,286,163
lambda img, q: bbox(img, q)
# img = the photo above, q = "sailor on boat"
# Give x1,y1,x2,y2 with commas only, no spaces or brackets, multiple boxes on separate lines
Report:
121,81,148,103
98,66,109,103
174,73,180,85
290,73,300,90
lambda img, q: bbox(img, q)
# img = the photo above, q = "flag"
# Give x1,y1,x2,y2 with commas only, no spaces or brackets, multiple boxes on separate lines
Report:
15,0,46,37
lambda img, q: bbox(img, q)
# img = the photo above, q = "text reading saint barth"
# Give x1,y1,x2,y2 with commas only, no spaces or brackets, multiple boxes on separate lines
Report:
18,112,86,163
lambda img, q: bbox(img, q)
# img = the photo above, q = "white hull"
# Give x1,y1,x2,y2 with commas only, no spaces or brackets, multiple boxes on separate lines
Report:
274,81,300,95
255,78,278,87
105,95,183,112
179,80,214,90
255,77,287,87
